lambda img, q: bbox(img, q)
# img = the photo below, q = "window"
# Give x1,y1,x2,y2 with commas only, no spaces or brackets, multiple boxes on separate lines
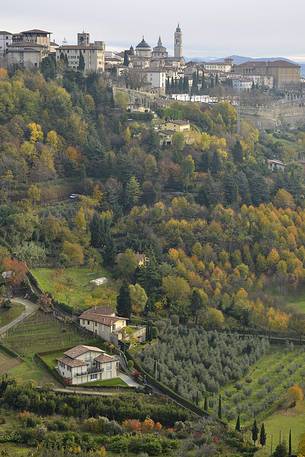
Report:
106,363,112,371
90,373,98,380
87,320,90,325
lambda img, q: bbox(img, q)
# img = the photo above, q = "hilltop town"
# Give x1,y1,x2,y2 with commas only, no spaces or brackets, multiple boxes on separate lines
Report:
0,26,302,95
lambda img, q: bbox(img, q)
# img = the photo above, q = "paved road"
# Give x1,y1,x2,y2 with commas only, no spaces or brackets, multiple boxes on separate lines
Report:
119,372,141,388
0,297,39,336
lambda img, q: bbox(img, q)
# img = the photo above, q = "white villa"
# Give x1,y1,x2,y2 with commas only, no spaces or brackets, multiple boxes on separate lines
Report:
79,306,146,345
79,307,128,344
57,345,119,385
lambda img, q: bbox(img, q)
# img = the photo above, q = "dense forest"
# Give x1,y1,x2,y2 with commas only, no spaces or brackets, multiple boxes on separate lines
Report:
1,67,305,332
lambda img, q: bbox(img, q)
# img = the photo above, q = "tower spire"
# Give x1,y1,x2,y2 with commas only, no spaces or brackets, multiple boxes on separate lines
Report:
174,23,183,59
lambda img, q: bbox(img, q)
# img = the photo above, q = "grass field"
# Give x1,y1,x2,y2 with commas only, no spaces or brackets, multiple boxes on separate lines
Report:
3,311,102,385
32,267,118,312
219,346,305,426
254,401,305,457
0,348,20,375
0,303,25,327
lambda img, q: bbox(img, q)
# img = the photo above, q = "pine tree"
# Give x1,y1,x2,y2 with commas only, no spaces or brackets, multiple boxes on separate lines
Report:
260,423,266,447
218,395,222,419
252,420,259,445
204,397,208,412
117,282,132,318
288,429,292,456
126,176,141,209
235,415,241,432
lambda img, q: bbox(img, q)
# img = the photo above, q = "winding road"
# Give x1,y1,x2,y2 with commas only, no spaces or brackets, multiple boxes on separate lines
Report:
0,297,39,336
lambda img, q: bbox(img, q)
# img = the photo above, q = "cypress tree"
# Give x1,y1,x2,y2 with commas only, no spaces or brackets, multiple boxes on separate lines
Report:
218,395,222,420
204,397,208,412
232,140,243,163
252,420,259,445
235,415,241,432
78,51,85,72
260,423,266,447
117,282,132,318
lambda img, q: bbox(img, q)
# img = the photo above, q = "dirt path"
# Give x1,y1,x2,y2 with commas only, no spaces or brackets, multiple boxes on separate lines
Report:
0,298,39,336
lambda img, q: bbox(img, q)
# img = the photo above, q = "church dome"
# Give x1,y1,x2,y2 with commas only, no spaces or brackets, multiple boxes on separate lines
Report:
136,37,151,49
153,36,166,52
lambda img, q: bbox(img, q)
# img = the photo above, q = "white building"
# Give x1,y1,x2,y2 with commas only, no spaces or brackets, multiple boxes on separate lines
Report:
144,69,166,94
6,29,51,69
232,78,253,91
7,42,49,69
57,345,119,385
0,31,12,57
267,159,285,172
79,307,127,344
203,62,232,73
56,33,105,74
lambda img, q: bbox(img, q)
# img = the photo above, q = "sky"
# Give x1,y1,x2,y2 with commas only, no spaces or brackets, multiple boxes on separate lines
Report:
2,0,305,61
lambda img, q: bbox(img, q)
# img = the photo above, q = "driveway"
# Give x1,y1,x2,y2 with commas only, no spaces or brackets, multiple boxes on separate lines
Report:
119,372,141,388
0,297,39,336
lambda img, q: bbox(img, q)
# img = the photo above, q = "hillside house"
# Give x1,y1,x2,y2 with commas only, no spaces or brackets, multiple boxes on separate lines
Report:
79,306,147,345
162,120,190,132
57,345,118,385
267,159,285,172
79,307,128,344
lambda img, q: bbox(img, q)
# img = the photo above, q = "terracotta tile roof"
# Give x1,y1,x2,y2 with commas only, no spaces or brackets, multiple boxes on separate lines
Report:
81,306,115,317
95,353,117,364
79,313,125,326
57,356,87,368
64,345,103,359
79,307,128,326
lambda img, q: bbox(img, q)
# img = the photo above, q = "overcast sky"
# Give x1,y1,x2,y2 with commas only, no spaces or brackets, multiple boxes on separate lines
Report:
2,0,305,61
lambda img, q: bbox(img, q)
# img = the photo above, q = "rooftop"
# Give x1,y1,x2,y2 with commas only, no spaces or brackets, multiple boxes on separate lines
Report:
79,312,126,326
237,60,300,69
64,345,103,359
0,31,12,35
21,29,51,34
81,306,116,316
136,37,151,49
95,353,117,364
57,356,87,368
58,44,105,50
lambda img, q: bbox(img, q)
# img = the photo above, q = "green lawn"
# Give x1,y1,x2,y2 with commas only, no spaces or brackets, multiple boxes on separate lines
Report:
82,378,128,388
0,303,25,327
32,267,118,312
3,311,102,385
218,347,305,426
255,401,305,457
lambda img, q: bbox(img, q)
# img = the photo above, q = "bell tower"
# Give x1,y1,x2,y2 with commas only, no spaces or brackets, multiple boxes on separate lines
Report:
174,24,183,59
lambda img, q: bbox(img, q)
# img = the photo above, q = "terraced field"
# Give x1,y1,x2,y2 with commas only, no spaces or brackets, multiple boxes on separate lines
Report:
2,311,101,384
0,348,20,375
